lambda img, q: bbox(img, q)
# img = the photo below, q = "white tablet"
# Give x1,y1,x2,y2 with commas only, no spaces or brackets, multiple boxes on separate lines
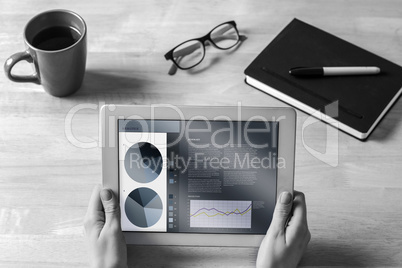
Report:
101,105,296,247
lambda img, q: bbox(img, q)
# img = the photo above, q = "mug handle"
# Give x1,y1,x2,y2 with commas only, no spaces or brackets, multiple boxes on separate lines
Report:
4,50,40,84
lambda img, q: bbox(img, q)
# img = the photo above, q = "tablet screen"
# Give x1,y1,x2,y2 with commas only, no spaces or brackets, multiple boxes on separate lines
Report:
118,119,279,235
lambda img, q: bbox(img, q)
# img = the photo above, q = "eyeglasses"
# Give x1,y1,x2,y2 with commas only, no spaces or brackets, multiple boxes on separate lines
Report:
164,21,242,75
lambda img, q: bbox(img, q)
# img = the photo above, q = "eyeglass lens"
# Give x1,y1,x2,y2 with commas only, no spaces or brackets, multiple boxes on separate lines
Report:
172,40,205,69
210,23,239,49
172,23,239,69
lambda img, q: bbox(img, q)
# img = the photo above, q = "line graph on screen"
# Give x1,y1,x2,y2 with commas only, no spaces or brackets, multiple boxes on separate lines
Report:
190,200,252,228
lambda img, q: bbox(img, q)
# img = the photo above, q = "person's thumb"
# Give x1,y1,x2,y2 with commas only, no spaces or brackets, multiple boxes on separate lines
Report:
100,188,121,227
270,191,293,234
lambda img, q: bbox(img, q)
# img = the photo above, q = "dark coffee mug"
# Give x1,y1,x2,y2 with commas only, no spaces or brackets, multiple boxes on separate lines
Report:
4,10,87,97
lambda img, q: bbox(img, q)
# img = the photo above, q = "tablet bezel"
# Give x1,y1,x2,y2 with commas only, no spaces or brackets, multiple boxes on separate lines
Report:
101,105,296,247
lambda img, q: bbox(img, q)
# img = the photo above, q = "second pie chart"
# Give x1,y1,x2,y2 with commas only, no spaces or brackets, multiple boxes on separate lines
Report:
125,187,163,228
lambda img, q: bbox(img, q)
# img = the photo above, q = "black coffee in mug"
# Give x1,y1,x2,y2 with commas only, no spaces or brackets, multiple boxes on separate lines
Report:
32,26,81,51
4,10,87,97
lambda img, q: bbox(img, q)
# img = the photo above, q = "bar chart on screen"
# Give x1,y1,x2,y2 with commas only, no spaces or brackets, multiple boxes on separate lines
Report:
190,200,252,228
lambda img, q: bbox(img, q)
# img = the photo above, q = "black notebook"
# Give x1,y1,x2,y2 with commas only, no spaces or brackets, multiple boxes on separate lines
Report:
245,18,402,140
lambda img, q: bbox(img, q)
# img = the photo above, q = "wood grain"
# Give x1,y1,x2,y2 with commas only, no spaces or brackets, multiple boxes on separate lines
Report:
1,0,402,267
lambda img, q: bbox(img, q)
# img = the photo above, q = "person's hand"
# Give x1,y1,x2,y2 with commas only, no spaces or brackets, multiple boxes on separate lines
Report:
256,191,311,268
84,185,128,268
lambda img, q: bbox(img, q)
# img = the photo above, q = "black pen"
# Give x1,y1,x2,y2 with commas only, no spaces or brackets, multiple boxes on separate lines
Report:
289,66,381,76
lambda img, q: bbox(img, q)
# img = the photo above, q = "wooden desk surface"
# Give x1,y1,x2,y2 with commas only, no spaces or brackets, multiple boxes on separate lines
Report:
1,0,402,267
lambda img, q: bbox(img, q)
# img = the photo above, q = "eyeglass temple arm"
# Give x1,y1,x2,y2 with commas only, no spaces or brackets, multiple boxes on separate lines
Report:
172,44,200,58
168,62,178,75
213,23,233,36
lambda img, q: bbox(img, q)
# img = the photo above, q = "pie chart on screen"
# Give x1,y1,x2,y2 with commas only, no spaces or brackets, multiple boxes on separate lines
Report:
124,142,163,183
125,187,163,228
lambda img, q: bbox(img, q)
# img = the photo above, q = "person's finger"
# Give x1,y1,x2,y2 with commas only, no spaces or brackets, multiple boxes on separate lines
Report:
286,191,311,246
88,184,103,213
269,191,293,235
100,188,121,229
84,185,104,235
289,191,308,225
